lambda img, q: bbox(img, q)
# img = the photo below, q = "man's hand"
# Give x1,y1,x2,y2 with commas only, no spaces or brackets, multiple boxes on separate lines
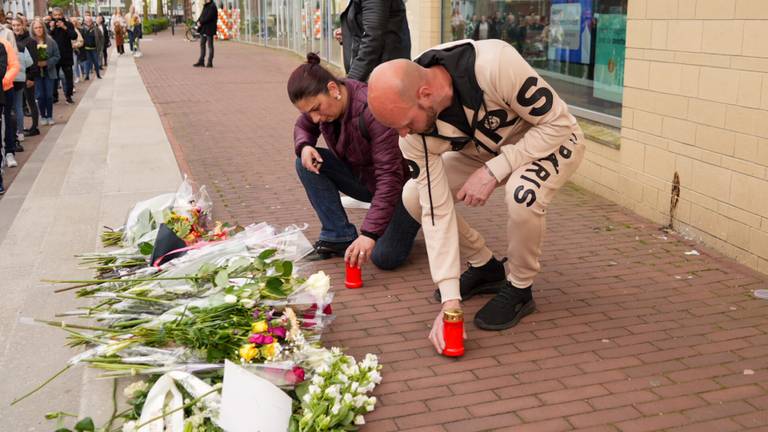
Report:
456,165,498,207
57,20,67,29
300,146,323,174
333,28,342,44
26,80,34,88
345,235,375,268
429,299,466,353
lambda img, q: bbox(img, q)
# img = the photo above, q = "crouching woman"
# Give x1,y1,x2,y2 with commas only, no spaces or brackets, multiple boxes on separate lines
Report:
288,52,420,270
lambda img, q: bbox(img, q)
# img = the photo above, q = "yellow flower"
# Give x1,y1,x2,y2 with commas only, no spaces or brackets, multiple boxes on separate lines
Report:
251,321,268,334
261,342,280,360
239,344,260,363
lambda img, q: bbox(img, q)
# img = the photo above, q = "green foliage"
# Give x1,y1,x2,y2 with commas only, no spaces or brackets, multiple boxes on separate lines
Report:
143,17,171,33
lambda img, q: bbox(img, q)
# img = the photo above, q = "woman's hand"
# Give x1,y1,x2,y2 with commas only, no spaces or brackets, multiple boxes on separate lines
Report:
38,60,47,67
300,145,323,174
345,236,375,268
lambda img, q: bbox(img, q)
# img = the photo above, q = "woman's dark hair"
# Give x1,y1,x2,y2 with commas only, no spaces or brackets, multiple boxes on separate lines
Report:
287,52,343,104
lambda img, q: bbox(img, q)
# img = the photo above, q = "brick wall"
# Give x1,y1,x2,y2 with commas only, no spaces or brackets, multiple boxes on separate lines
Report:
571,0,768,274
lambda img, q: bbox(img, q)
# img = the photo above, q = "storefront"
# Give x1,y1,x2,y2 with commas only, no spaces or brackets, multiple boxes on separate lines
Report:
441,0,627,126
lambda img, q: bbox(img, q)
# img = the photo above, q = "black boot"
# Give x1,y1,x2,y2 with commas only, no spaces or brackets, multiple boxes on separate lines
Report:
434,256,507,302
304,239,353,261
474,283,535,331
206,61,213,68
193,61,204,67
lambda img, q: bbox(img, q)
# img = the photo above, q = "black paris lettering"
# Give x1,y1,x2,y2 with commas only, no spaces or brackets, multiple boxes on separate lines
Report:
558,145,572,159
513,185,537,207
526,161,551,182
516,77,554,117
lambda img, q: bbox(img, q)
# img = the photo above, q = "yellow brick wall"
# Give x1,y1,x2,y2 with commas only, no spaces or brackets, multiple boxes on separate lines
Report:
571,0,768,274
406,0,442,56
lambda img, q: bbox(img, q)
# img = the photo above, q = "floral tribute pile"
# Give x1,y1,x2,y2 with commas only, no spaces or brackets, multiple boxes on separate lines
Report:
15,180,382,432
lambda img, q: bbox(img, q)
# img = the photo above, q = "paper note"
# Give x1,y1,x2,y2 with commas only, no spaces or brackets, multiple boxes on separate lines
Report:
220,360,293,432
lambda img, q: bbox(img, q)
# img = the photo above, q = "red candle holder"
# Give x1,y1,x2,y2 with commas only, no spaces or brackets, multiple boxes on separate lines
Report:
442,308,465,357
345,263,363,289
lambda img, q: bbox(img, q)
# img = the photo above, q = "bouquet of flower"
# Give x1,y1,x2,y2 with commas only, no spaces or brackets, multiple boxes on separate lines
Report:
36,43,47,77
291,349,382,431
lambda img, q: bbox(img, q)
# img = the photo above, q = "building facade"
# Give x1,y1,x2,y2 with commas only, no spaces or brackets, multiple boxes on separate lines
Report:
235,0,768,275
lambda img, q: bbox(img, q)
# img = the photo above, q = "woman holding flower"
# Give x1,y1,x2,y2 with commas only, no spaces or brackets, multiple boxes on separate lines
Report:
288,53,420,270
30,18,60,126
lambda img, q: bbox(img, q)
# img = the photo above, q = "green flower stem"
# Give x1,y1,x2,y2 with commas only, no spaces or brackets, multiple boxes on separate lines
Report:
115,294,173,304
36,318,124,333
133,386,220,430
11,364,73,406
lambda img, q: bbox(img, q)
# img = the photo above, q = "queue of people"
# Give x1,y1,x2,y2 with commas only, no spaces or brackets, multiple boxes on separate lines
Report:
0,7,126,195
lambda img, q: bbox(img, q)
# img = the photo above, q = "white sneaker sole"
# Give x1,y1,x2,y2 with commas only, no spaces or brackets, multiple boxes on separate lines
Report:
340,195,371,210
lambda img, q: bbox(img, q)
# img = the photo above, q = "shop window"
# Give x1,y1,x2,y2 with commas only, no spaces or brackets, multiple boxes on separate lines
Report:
443,0,627,126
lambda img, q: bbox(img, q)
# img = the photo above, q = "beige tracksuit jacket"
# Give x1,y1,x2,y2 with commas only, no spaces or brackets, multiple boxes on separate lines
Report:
399,39,586,302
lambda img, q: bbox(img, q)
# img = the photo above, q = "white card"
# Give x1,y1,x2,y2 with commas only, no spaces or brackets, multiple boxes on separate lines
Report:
220,360,293,432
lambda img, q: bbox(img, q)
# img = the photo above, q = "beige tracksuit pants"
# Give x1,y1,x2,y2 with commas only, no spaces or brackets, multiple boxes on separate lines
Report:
402,133,585,290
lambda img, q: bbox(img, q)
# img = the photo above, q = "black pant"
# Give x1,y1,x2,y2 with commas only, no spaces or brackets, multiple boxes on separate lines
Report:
103,44,109,66
117,41,125,54
55,64,74,100
1,89,17,154
24,84,38,130
198,34,214,65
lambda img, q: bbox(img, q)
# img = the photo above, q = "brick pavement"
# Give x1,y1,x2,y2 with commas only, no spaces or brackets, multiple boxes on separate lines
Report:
136,32,768,431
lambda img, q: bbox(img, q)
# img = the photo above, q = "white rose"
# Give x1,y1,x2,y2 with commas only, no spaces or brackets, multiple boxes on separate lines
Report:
224,294,238,304
303,271,331,301
354,415,365,425
311,375,324,386
308,384,321,395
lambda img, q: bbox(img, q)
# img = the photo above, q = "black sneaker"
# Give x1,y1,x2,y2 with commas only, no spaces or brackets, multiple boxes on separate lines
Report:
65,98,74,104
193,62,204,67
474,283,535,330
433,256,507,302
24,128,40,137
15,142,24,152
304,239,353,261
0,184,5,195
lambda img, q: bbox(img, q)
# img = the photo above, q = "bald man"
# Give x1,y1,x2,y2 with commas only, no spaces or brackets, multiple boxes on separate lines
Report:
368,39,585,353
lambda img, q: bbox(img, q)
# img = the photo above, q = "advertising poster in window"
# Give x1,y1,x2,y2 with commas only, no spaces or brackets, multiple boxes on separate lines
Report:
592,13,626,103
549,0,592,64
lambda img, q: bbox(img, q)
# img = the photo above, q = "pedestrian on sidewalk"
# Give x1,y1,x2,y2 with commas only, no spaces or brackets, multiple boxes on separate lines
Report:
97,15,109,67
31,18,60,126
82,16,102,80
13,17,39,138
48,7,76,105
288,52,420,269
0,22,20,171
368,39,585,350
112,9,126,55
126,6,137,52
0,39,11,194
130,10,143,57
70,17,84,85
193,0,218,68
10,18,35,161
335,0,411,82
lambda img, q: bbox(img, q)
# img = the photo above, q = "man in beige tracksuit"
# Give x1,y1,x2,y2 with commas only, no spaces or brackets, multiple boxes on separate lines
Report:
368,39,585,352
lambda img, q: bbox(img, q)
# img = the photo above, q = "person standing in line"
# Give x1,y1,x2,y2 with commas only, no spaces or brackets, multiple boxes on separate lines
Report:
111,9,126,56
93,15,105,71
126,6,136,52
193,0,218,68
70,17,84,85
130,10,142,57
8,17,34,167
31,18,60,126
13,17,39,138
81,16,102,80
48,7,76,104
0,42,8,194
0,19,19,172
334,0,410,82
97,15,109,67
